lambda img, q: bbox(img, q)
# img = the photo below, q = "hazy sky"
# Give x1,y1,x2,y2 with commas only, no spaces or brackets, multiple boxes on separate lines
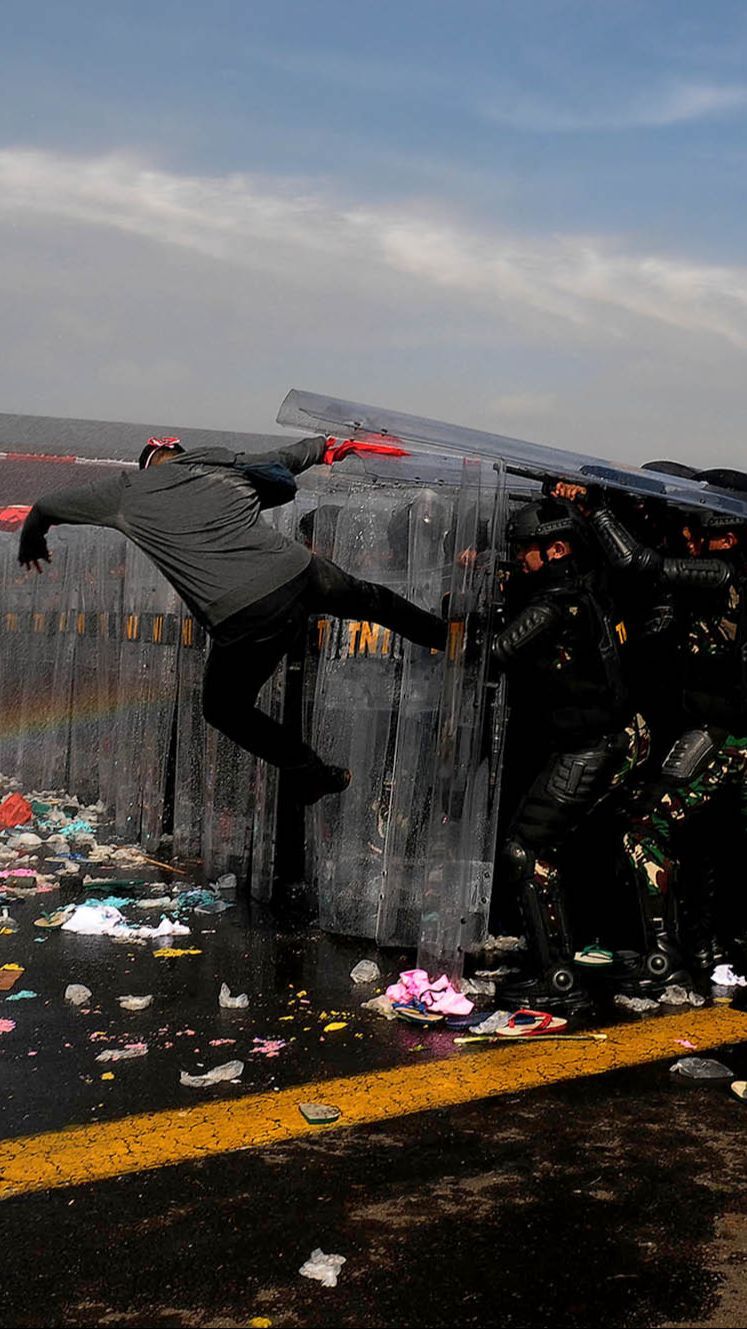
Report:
2,0,747,465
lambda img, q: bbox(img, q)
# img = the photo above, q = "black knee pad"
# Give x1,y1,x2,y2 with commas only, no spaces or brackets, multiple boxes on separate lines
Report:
661,728,722,785
501,837,534,883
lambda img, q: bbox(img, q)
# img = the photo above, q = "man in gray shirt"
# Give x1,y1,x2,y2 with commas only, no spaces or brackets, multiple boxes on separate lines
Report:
19,434,446,803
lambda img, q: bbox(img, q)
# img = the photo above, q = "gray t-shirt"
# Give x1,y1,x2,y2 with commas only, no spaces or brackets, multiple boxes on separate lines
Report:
26,436,326,633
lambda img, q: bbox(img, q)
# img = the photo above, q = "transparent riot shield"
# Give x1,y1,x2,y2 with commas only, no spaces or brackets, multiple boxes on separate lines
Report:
249,502,304,902
0,540,45,784
375,486,456,946
68,529,127,807
201,725,254,881
309,487,410,937
417,460,508,979
171,614,207,864
278,387,747,520
113,544,180,847
16,528,78,793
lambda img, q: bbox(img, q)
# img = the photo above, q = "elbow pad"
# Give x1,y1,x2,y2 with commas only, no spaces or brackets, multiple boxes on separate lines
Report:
491,600,560,667
589,508,657,573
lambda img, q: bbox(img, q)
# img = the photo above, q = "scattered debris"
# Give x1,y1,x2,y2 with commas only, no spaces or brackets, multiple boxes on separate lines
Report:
180,1060,244,1088
153,947,202,959
386,969,474,1016
0,1018,16,1033
670,1057,734,1081
117,995,154,1012
218,982,249,1009
0,793,33,827
659,985,706,1008
711,964,747,988
481,934,527,954
323,1021,347,1033
251,1038,286,1057
299,1102,341,1125
472,1009,512,1035
350,960,380,984
731,1081,747,1102
614,993,659,1013
299,1249,346,1288
360,994,397,1020
5,990,37,1001
0,964,24,992
95,1044,148,1063
65,984,93,1007
459,976,496,997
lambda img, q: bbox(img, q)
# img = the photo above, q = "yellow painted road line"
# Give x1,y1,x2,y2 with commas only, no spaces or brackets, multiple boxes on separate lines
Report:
1,1006,745,1200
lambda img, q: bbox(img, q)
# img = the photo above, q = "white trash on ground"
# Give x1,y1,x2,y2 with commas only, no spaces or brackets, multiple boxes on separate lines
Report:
95,1044,148,1063
711,964,747,988
472,1009,512,1035
670,1056,734,1081
64,984,92,1007
218,982,249,1009
614,993,659,1013
117,995,154,1011
180,1060,244,1088
299,1249,347,1288
360,994,397,1020
350,960,380,984
658,985,706,1008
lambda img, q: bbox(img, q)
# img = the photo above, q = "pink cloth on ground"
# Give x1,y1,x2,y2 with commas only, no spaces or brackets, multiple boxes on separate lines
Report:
385,969,474,1015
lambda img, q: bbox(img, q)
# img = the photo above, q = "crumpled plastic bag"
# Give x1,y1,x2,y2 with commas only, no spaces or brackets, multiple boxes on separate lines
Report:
670,1056,734,1081
614,993,659,1013
180,1059,244,1088
360,994,397,1020
350,960,380,984
460,976,496,997
658,984,706,1008
65,983,92,1006
95,1043,148,1063
299,1248,347,1288
472,1009,512,1035
62,904,127,935
481,934,527,953
218,982,249,1009
117,995,153,1011
711,964,747,988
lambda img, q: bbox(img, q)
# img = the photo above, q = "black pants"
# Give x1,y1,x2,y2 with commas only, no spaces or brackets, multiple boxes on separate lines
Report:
202,555,446,773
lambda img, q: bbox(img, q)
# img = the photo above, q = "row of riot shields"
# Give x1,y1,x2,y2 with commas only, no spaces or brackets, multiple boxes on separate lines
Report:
248,453,509,974
0,445,509,974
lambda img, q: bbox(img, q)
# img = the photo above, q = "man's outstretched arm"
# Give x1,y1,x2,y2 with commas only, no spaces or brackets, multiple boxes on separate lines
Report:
18,474,124,571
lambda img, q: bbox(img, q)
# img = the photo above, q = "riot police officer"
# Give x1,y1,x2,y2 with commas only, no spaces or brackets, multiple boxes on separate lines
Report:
492,497,648,1010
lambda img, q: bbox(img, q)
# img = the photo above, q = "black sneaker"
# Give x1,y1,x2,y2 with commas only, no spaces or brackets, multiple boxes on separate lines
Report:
287,764,352,806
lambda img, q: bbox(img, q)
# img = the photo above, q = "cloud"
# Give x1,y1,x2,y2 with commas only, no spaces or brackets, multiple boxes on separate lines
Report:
1,147,747,355
482,80,747,132
0,147,747,466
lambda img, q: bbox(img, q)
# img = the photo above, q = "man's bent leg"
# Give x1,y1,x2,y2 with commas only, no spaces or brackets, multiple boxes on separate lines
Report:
202,629,351,804
304,554,447,651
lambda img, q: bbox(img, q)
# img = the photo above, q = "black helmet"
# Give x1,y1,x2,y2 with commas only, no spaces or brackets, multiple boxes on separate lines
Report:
641,460,699,480
507,498,583,548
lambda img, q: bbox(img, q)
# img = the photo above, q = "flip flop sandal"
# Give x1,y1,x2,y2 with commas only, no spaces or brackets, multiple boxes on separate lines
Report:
574,945,615,968
393,1002,444,1026
494,1008,568,1038
445,1011,486,1030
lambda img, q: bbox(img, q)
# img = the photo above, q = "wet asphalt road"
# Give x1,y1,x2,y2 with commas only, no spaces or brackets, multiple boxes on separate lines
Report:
4,1051,747,1328
3,882,747,1327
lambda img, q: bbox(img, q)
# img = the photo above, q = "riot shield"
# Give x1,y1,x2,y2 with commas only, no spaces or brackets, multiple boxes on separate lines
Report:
375,484,456,946
278,388,747,519
308,484,411,937
417,460,508,979
113,544,180,847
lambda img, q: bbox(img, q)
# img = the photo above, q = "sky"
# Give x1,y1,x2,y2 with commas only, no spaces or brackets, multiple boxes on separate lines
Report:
1,0,747,465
